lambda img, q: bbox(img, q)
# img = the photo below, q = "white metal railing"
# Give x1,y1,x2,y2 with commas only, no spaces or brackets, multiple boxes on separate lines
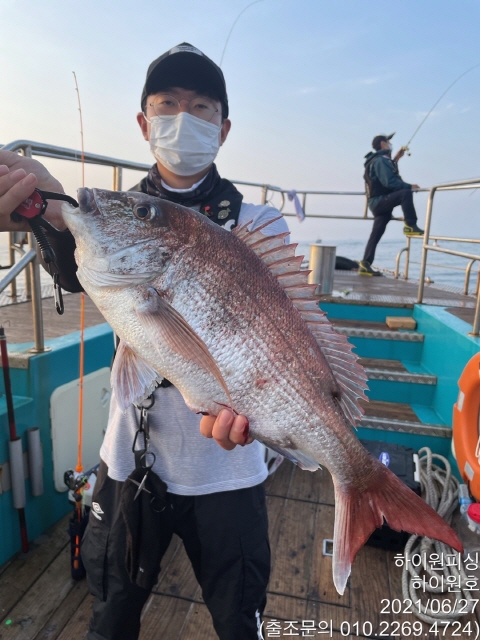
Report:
391,177,480,335
1,140,479,348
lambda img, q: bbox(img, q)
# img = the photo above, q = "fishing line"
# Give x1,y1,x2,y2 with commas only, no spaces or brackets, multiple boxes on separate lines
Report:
404,63,480,152
72,71,86,477
219,0,264,67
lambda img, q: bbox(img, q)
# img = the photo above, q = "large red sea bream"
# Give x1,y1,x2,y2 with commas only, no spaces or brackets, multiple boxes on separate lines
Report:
62,188,462,594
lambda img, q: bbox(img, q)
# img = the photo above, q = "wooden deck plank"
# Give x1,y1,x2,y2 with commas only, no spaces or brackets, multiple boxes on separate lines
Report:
265,495,287,570
0,546,76,639
2,294,106,345
264,458,294,497
138,594,194,640
306,600,353,635
349,544,391,634
264,593,307,622
360,399,421,422
35,580,90,640
55,593,94,640
0,514,71,618
308,504,346,607
153,542,201,602
174,602,218,639
268,498,317,600
287,465,325,504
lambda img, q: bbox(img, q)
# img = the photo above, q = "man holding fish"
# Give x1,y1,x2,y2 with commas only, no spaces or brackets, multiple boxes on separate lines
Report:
1,42,464,640
0,44,288,640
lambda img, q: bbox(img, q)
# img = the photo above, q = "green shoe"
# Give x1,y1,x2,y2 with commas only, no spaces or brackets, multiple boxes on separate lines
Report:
358,260,383,276
403,224,424,236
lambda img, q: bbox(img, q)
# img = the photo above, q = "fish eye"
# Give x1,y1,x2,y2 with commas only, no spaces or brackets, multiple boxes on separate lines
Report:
133,204,157,221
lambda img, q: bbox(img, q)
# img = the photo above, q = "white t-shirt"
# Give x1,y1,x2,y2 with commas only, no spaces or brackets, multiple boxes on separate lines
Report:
100,202,289,495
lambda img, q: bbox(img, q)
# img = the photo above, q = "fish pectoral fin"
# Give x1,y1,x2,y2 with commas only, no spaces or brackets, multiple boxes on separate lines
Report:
135,287,233,406
111,340,162,410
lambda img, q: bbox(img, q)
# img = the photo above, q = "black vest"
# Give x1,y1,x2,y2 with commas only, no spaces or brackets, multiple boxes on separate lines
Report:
130,165,243,230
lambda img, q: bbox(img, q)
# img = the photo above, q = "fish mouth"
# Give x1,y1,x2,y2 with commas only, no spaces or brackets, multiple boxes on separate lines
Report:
77,188,96,214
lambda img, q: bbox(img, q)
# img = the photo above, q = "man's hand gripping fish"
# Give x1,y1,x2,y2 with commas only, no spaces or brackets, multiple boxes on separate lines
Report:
62,188,462,594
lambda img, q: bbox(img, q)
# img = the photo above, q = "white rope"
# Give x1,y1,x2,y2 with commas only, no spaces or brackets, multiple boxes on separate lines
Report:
401,447,478,623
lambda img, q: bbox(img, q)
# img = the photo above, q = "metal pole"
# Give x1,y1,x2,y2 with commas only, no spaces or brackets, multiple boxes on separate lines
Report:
463,259,476,295
417,187,437,303
113,166,123,191
404,236,411,280
470,294,480,337
260,185,268,205
363,196,369,218
394,246,408,279
22,145,45,352
8,232,17,298
27,234,45,353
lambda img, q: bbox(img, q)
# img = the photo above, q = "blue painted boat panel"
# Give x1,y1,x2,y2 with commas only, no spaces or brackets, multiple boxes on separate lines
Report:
0,323,114,566
320,302,413,323
366,379,435,406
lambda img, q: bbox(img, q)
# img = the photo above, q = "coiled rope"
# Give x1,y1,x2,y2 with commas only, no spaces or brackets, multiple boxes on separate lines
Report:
401,447,478,623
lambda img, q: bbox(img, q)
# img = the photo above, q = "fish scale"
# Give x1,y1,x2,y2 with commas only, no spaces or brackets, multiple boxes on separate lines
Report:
62,187,463,596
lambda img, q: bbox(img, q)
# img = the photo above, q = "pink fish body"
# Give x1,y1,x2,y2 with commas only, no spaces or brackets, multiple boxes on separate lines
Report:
63,188,462,594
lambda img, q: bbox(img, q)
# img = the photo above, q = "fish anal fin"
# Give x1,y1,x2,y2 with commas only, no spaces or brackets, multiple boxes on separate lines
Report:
332,461,463,595
135,287,233,407
111,340,162,410
260,439,319,471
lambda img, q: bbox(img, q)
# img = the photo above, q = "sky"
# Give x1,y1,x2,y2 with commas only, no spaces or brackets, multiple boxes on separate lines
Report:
1,0,479,246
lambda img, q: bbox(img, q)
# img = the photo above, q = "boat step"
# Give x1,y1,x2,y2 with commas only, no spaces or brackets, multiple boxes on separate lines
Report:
359,399,449,438
335,326,424,342
364,368,436,385
360,415,450,439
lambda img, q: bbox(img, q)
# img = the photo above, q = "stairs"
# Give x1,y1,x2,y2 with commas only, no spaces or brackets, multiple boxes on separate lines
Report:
321,305,453,457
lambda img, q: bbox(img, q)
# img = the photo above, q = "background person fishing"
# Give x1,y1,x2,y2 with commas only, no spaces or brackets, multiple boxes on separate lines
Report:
359,133,424,276
0,43,289,640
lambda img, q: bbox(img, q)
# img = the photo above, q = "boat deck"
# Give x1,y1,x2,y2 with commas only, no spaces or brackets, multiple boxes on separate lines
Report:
1,459,478,640
1,269,477,346
1,271,479,638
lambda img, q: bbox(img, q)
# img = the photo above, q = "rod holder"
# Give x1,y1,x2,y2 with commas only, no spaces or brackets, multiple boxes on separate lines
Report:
27,428,44,497
8,438,26,509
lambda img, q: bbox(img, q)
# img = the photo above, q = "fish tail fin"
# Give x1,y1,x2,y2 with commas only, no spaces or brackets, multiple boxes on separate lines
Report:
331,463,463,595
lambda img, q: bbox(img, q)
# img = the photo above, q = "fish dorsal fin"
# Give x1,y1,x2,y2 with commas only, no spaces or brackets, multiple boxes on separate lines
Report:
236,221,368,425
135,287,233,408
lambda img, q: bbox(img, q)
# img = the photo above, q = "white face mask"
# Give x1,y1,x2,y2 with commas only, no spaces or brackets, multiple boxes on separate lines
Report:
147,112,222,176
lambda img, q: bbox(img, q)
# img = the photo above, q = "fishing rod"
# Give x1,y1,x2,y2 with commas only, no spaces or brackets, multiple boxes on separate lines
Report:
401,63,480,156
219,0,264,67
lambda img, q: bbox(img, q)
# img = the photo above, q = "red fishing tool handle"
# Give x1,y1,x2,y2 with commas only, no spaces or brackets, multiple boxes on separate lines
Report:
13,190,46,219
0,327,17,440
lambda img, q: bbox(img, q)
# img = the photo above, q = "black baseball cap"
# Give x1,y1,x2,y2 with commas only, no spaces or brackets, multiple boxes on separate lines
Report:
141,43,229,118
372,133,395,151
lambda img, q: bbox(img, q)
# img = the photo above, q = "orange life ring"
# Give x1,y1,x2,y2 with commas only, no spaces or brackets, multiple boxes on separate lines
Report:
453,352,480,500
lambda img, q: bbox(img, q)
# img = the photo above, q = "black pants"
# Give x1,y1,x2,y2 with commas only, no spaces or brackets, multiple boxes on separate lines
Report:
81,462,270,640
363,189,418,264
